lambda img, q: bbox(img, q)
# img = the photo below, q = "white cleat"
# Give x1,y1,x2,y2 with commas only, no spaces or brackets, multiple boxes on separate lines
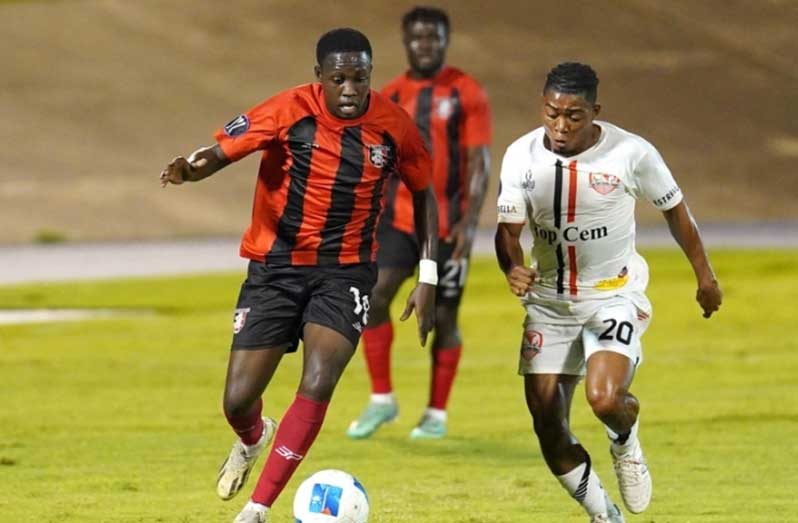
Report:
233,501,269,523
217,417,277,501
590,493,625,522
611,439,652,513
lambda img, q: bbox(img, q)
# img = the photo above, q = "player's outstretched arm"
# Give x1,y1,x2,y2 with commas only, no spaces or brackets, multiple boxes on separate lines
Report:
495,222,535,297
449,145,491,260
400,186,439,346
663,201,722,318
160,144,231,187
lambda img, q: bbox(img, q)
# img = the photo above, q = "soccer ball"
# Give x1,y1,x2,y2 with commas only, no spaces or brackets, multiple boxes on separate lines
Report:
293,469,369,523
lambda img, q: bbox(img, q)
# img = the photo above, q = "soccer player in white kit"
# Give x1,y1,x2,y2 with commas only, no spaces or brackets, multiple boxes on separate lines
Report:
494,63,722,523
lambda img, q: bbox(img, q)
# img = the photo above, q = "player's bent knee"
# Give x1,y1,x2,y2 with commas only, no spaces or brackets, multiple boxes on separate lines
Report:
586,388,624,418
223,392,258,419
298,371,338,402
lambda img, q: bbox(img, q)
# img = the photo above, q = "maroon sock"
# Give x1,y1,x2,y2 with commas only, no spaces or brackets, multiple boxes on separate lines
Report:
225,397,264,446
251,394,329,507
362,322,394,394
429,345,462,410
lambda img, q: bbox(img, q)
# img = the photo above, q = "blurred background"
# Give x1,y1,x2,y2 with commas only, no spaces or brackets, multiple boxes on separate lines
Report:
2,0,797,246
2,3,797,522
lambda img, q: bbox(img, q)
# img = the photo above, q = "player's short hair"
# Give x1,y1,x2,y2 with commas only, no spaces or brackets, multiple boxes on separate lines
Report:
402,6,450,35
544,62,599,103
316,28,372,65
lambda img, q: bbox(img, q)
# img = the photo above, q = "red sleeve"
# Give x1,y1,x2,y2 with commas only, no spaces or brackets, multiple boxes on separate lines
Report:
459,78,492,147
397,118,432,192
213,97,281,162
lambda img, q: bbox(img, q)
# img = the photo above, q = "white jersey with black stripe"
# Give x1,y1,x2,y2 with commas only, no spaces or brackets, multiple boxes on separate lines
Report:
497,121,682,303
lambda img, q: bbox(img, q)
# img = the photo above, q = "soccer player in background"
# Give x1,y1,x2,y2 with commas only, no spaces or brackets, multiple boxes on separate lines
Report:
494,63,722,522
160,28,438,523
347,6,491,440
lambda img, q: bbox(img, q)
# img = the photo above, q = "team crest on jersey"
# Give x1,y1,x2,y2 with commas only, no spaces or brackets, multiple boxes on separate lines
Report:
224,114,250,137
589,173,621,195
368,144,392,168
521,330,544,360
233,307,251,334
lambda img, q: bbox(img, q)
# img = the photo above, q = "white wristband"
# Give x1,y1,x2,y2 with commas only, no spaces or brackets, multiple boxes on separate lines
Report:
418,259,438,286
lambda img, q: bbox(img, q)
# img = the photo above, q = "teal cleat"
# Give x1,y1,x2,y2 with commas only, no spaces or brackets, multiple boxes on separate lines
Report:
346,402,398,439
409,415,447,440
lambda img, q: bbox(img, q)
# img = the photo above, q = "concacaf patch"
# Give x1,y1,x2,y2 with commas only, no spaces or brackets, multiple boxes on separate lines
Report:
368,144,392,168
224,114,250,137
233,307,251,334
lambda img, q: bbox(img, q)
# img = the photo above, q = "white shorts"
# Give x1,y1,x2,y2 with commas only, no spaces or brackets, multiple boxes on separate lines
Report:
518,294,652,376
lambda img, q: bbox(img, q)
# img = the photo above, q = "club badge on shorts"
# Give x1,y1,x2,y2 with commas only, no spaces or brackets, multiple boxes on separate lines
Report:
233,307,251,334
521,330,544,360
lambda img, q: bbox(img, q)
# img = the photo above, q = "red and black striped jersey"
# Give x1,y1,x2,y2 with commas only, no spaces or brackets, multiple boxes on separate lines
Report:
215,83,431,266
380,66,491,237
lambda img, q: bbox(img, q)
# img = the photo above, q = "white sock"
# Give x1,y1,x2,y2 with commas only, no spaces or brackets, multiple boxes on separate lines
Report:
556,458,608,517
424,407,447,422
606,418,639,454
245,500,269,513
370,393,396,405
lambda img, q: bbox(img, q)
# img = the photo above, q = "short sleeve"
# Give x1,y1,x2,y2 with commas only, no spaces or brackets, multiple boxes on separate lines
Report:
628,139,683,211
396,121,432,192
496,146,528,223
460,79,492,147
214,99,280,162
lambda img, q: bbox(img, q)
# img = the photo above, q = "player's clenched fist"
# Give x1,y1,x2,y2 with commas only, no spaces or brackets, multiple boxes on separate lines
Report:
506,265,536,296
696,279,722,318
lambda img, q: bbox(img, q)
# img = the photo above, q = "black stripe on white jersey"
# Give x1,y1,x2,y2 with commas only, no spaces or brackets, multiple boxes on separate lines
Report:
554,159,565,294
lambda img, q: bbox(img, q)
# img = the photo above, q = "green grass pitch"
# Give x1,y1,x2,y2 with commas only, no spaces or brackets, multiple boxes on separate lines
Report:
0,249,796,522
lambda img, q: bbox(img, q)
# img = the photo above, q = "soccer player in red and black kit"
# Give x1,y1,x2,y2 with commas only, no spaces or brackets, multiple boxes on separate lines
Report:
346,7,492,440
160,29,438,523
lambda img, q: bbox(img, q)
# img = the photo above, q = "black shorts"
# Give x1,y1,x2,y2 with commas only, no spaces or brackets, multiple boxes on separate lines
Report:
231,261,378,351
376,222,469,305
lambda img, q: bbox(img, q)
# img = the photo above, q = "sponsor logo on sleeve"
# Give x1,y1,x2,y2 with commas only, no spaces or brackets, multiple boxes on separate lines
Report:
589,173,621,195
653,186,681,207
223,114,250,137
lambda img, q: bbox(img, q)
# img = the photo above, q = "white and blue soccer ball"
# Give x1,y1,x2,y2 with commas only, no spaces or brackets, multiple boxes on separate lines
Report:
293,469,369,523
